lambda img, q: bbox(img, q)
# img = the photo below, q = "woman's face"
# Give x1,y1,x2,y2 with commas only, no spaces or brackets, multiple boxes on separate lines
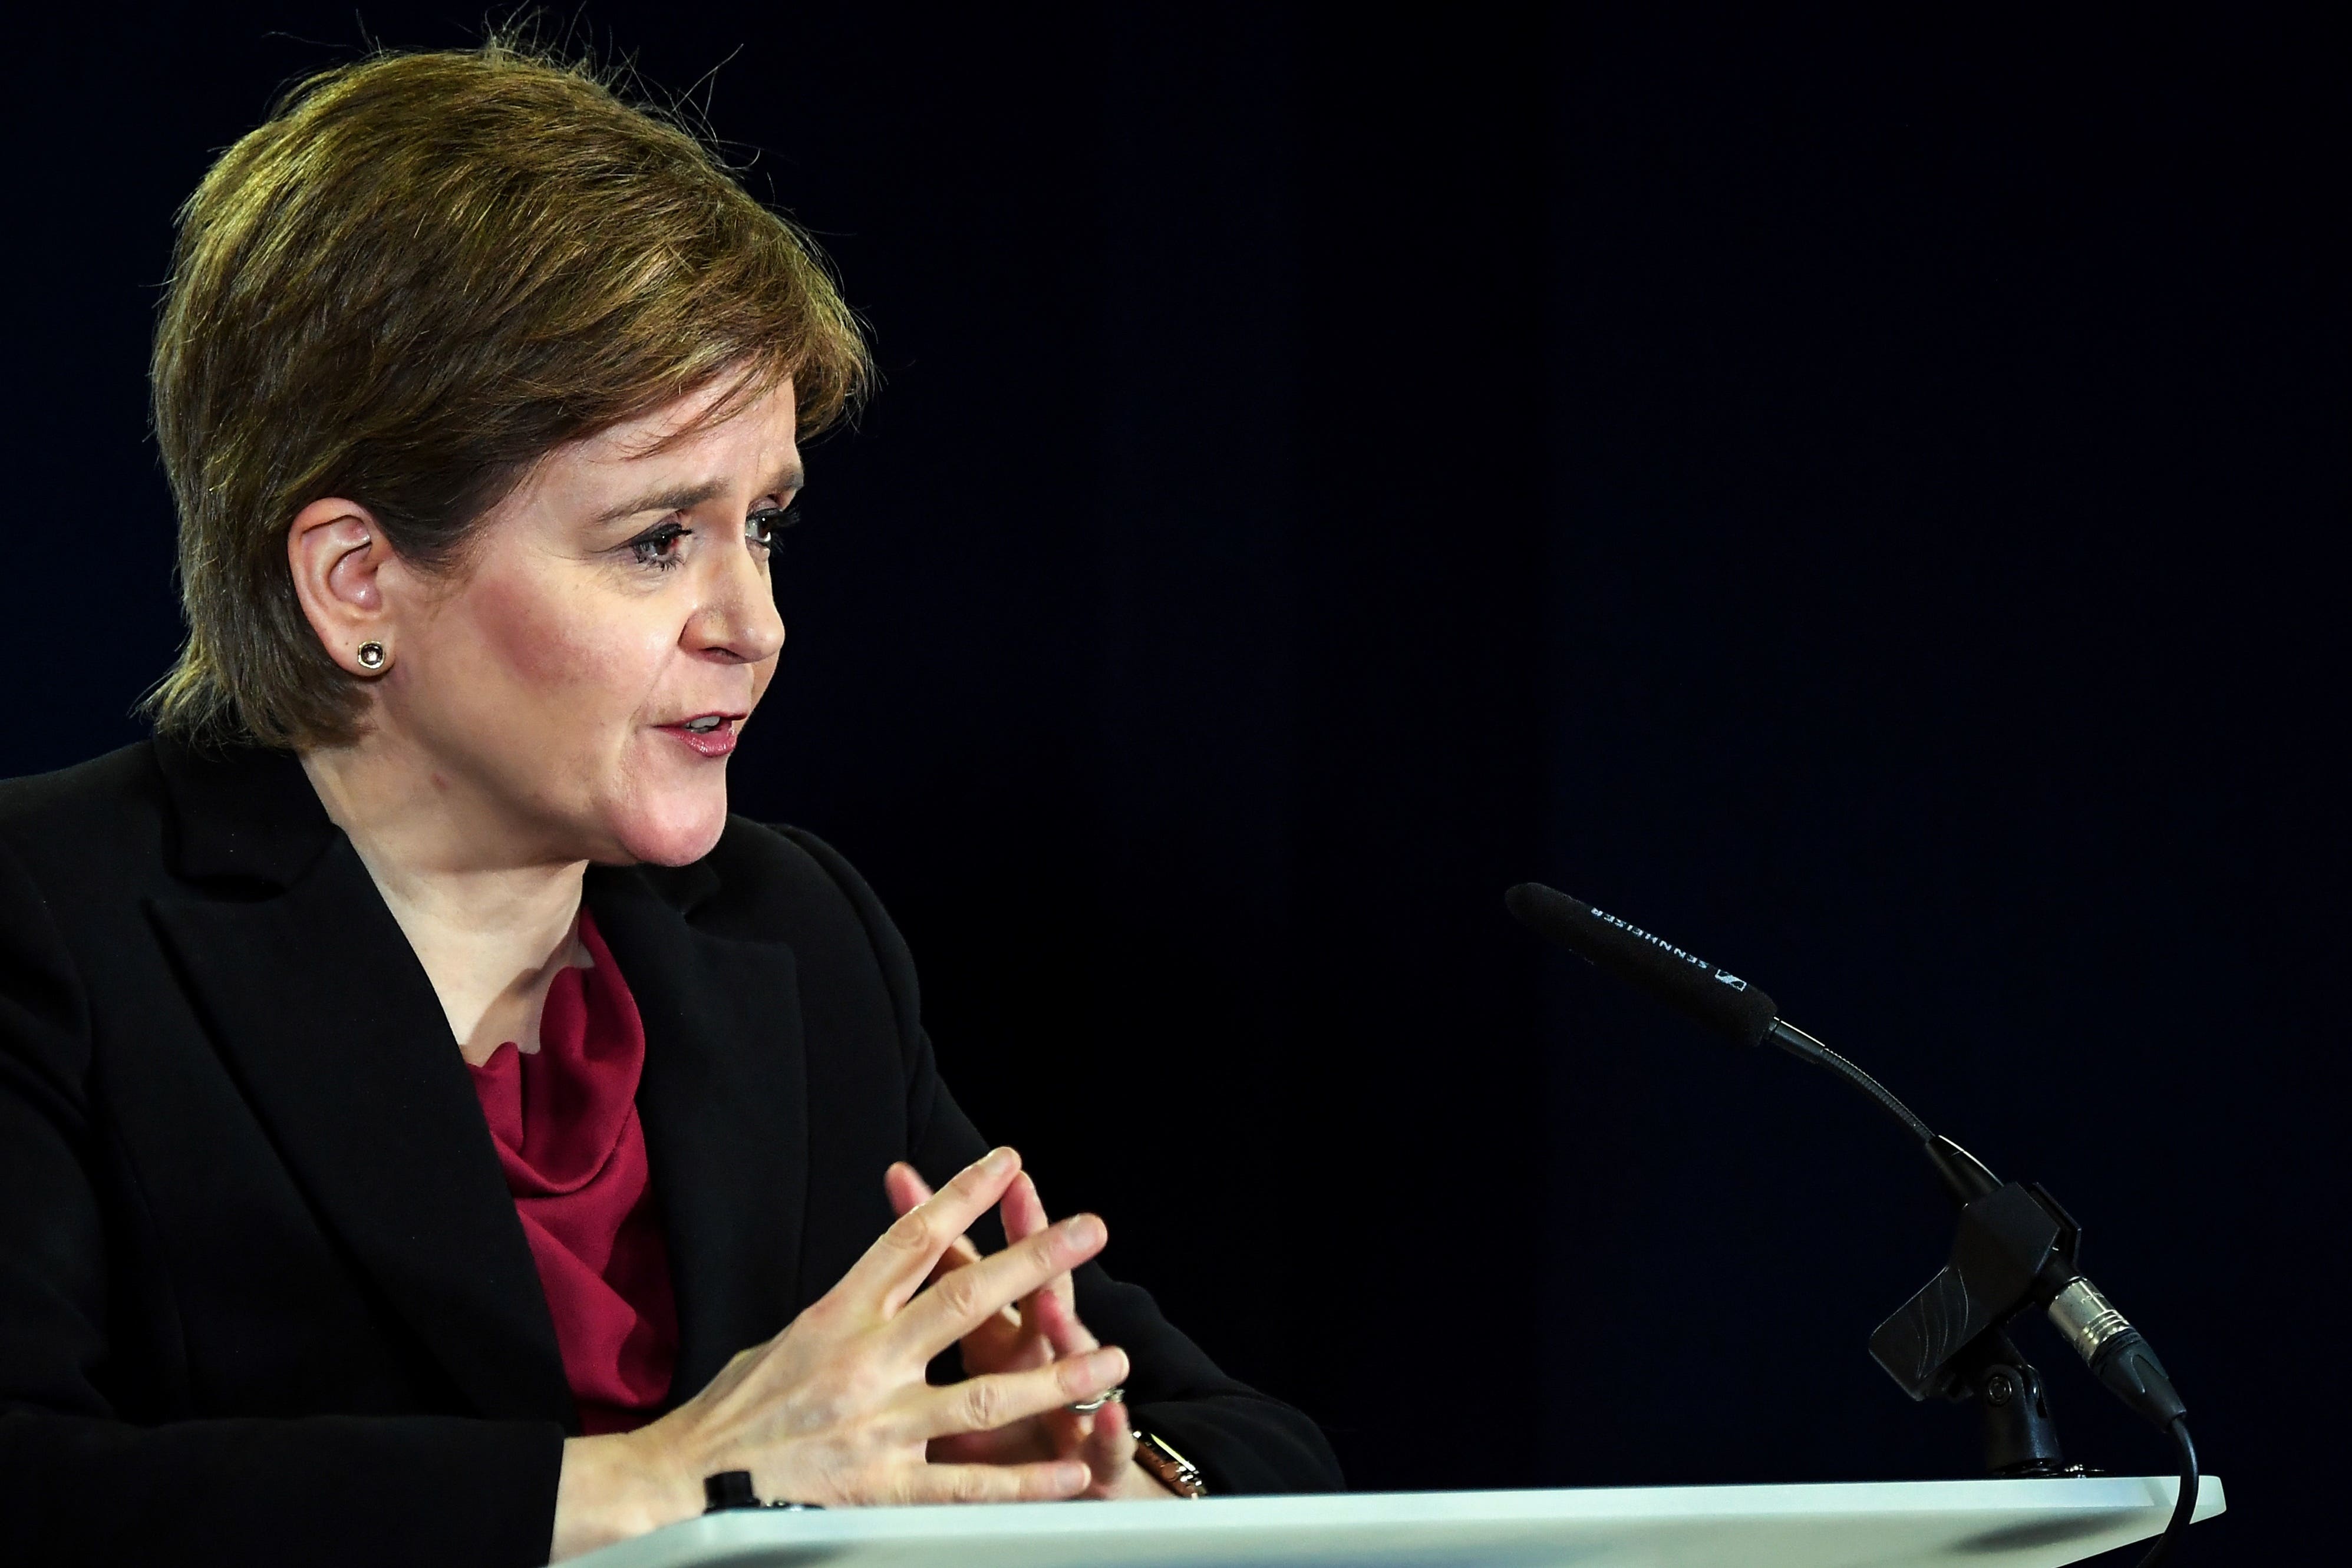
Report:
371,376,798,867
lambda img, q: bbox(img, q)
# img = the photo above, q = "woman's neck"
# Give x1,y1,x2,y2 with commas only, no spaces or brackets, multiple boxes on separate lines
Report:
301,741,592,1066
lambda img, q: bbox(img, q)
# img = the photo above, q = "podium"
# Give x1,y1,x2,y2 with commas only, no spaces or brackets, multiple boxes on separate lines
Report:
573,1475,2225,1567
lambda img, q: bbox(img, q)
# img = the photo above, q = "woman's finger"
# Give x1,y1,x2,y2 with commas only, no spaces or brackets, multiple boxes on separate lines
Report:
1030,1286,1091,1356
1002,1170,1046,1242
885,1164,1020,1334
898,1164,1074,1338
902,1345,1129,1442
839,1147,1023,1317
1000,1172,1073,1352
1005,1174,1096,1355
923,1236,1030,1354
926,1424,1057,1466
1077,1398,1139,1492
896,1460,1094,1504
888,1211,1108,1362
930,1250,1035,1366
886,1163,987,1279
883,1160,932,1219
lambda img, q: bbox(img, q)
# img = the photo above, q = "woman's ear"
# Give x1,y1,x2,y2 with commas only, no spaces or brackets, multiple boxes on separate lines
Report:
287,498,400,675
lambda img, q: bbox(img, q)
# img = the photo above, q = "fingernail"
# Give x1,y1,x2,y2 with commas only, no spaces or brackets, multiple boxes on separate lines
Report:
1063,1213,1104,1250
1090,1346,1127,1382
981,1147,1016,1175
1058,1463,1090,1491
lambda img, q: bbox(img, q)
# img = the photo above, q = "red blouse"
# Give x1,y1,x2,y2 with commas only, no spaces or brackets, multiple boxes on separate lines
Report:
467,911,678,1435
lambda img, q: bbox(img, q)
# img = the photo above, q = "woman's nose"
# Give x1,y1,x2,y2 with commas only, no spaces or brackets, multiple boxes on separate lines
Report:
686,547,786,664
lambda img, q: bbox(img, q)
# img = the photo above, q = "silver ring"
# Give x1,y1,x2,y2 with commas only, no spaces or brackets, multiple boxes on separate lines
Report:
1070,1385,1124,1413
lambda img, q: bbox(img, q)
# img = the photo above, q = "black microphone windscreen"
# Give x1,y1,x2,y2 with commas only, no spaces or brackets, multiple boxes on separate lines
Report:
1505,882,1779,1047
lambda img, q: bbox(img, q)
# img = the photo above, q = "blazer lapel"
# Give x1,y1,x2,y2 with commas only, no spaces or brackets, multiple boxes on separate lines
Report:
146,738,812,1417
589,866,810,1398
149,834,575,1426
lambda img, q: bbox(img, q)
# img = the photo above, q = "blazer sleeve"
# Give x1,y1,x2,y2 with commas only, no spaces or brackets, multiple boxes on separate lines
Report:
0,837,565,1568
777,828,1345,1496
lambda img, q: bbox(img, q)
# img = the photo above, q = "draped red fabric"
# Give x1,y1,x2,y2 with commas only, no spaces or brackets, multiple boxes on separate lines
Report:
467,910,678,1435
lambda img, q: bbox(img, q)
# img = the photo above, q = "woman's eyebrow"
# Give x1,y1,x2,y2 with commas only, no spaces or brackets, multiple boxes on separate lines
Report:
589,462,804,526
592,481,722,526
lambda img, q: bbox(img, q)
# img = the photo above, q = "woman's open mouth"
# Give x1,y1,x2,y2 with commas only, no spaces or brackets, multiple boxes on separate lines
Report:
661,714,742,758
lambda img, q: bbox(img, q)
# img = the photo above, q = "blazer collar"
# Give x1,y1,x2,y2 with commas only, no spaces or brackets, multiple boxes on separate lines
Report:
149,737,809,1418
153,734,340,889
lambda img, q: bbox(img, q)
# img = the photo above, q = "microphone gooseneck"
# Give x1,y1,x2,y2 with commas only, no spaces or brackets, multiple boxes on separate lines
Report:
1762,1019,1936,1148
1507,881,2201,1563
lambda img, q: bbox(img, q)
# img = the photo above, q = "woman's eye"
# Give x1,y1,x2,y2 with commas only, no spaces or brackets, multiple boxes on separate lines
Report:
628,522,690,568
745,506,797,553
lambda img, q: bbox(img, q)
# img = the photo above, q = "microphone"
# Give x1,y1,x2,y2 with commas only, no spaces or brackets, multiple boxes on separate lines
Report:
1503,882,1939,1146
1502,882,1777,1047
1506,880,2196,1534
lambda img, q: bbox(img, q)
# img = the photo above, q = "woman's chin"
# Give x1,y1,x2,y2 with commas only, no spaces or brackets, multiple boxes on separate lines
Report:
605,790,731,867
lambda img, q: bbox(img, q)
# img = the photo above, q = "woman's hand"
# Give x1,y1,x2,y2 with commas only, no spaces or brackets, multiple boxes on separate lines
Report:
551,1147,1129,1559
883,1162,1177,1501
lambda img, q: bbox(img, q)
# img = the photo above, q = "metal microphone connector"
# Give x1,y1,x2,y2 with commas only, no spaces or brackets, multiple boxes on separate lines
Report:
2047,1277,2188,1430
2047,1278,2133,1360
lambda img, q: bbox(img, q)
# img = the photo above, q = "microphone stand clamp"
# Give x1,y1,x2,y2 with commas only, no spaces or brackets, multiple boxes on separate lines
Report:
1869,1170,2095,1476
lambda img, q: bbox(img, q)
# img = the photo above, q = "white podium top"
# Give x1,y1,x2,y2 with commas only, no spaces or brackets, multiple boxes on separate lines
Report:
572,1474,2225,1568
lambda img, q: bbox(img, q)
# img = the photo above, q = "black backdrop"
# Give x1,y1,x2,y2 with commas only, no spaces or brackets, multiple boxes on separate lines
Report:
5,7,2340,1562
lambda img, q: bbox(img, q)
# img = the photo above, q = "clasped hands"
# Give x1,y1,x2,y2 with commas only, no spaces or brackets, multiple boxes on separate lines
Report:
554,1147,1167,1559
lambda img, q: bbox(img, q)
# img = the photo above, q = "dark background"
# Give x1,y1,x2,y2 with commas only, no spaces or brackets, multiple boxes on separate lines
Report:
6,5,2341,1562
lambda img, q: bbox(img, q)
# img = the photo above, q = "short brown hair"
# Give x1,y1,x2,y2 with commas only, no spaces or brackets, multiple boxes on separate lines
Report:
147,41,870,748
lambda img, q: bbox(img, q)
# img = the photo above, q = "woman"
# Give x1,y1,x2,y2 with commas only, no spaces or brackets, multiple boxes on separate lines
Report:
0,41,1340,1567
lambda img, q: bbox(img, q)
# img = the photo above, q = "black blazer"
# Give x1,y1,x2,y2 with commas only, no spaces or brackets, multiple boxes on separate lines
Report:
0,740,1339,1567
